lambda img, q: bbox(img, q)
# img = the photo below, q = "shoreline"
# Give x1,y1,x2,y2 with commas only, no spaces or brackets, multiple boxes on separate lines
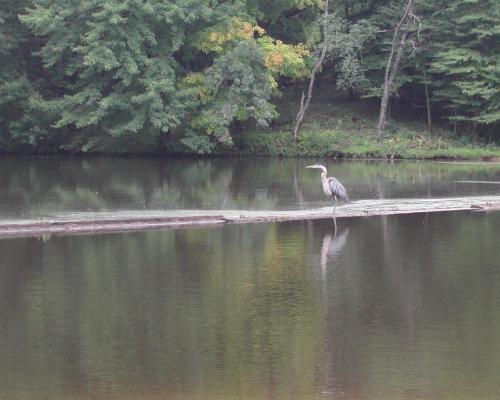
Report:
1,131,499,161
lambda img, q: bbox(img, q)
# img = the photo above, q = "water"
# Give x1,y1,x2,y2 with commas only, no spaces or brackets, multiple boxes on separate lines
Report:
1,156,499,399
0,156,499,219
1,211,500,400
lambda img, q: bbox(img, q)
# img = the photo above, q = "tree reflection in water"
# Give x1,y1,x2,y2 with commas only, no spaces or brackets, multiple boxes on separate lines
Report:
0,156,499,219
0,212,500,399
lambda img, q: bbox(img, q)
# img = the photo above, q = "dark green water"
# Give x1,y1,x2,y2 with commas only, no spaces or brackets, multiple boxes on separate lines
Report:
1,156,499,218
1,211,499,400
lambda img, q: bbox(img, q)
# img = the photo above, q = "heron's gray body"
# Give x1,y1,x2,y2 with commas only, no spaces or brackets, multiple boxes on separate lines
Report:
322,175,349,202
306,163,350,211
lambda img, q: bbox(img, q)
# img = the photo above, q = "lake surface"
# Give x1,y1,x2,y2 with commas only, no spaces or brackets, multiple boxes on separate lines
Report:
1,157,500,399
1,211,500,400
0,156,500,219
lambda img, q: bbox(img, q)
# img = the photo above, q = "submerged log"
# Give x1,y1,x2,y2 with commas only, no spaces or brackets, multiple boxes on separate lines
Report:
0,195,499,238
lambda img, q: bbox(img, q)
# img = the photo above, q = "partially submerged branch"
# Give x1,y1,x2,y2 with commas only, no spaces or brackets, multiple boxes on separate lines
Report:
1,196,498,238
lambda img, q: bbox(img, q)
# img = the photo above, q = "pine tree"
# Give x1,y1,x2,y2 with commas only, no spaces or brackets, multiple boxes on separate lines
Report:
429,0,500,136
19,0,312,152
0,0,51,151
20,0,213,151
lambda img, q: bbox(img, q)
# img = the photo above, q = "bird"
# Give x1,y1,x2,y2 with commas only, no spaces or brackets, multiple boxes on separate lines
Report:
306,164,349,217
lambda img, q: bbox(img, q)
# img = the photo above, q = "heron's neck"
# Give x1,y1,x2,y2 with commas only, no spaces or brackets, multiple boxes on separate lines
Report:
321,171,327,180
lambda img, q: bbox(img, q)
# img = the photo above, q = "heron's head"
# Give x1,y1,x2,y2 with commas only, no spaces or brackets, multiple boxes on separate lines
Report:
306,164,327,174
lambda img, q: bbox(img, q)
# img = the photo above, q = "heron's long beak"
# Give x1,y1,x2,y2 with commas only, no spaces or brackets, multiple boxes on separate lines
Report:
305,165,316,169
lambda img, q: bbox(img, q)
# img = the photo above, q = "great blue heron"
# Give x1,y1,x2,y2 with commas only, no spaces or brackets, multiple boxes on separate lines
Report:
306,164,349,216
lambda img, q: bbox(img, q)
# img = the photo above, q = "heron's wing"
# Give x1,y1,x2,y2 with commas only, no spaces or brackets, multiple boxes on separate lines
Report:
327,177,349,201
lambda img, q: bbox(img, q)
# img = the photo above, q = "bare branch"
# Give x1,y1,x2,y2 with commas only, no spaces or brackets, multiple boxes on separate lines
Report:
293,0,330,140
376,0,420,138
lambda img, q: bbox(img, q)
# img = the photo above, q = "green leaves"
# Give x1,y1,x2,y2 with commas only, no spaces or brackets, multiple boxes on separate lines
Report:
13,0,310,152
428,0,500,127
322,14,375,90
202,40,277,142
0,0,498,153
20,0,214,149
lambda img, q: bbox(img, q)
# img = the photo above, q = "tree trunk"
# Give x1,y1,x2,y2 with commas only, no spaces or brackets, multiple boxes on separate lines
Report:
293,0,329,141
453,106,458,136
421,65,432,134
424,84,432,134
377,0,414,139
345,1,354,102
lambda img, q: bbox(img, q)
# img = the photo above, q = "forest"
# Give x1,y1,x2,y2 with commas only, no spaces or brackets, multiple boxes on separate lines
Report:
0,0,498,155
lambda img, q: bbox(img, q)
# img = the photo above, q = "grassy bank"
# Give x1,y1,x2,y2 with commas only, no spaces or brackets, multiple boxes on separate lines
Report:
228,92,500,160
232,129,500,160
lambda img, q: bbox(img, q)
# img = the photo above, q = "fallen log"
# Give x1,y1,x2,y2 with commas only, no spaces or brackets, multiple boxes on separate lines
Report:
0,195,499,238
0,214,227,238
471,203,500,212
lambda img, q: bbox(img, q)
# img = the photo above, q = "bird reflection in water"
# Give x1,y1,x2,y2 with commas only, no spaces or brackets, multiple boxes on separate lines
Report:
320,227,350,276
318,225,350,398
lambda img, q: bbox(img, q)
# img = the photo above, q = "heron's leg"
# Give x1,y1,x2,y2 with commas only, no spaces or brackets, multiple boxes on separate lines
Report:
332,196,338,234
333,212,337,235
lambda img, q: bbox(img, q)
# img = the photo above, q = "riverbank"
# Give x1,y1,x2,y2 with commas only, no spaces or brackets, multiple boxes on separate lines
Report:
177,89,491,160
230,129,500,160
226,94,500,160
3,94,498,160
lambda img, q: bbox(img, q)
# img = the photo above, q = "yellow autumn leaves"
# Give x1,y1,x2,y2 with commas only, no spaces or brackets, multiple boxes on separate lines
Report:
258,37,310,80
195,17,265,53
194,17,311,82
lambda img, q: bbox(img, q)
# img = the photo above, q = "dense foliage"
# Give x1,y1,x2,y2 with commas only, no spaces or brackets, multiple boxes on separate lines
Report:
0,0,498,153
428,0,500,129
